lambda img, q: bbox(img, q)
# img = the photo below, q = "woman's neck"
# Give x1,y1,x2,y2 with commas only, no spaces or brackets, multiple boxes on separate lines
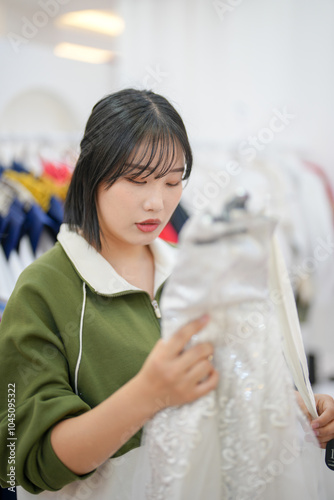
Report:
99,238,150,266
99,241,156,300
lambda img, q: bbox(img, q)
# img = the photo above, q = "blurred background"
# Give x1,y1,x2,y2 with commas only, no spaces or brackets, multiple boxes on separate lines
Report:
0,0,334,494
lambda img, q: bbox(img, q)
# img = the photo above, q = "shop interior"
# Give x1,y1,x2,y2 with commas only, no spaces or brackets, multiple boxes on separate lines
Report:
1,0,334,497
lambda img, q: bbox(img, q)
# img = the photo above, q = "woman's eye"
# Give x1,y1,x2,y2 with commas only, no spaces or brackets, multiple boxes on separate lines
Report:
125,178,146,185
167,181,182,187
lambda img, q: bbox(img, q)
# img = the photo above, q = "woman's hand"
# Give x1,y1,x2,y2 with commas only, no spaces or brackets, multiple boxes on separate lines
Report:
296,391,334,448
51,314,218,475
311,394,334,449
137,315,219,414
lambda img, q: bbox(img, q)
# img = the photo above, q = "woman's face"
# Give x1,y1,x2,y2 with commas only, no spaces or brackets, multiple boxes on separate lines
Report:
96,141,185,251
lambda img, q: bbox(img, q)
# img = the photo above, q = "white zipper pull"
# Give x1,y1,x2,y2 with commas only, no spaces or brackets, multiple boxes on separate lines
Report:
151,299,161,319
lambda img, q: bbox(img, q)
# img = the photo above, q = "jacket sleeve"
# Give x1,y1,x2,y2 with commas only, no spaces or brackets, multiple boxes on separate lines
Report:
0,273,95,493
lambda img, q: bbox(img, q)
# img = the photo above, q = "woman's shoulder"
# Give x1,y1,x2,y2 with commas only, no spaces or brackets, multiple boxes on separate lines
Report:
1,242,83,335
14,241,81,298
20,241,73,276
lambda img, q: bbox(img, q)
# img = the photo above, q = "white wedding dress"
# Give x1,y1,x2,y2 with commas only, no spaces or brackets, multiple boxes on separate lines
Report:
133,194,325,500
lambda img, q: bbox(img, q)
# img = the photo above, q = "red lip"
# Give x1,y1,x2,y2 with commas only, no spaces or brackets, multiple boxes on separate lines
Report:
137,219,161,224
136,219,161,233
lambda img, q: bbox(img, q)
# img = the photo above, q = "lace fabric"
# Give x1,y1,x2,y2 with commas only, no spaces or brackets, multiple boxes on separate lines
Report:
134,208,325,500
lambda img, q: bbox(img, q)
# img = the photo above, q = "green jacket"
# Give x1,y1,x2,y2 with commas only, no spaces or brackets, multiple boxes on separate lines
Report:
0,224,177,493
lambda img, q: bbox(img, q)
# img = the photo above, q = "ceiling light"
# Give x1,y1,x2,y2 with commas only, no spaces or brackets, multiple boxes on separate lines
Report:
54,43,114,64
56,10,125,36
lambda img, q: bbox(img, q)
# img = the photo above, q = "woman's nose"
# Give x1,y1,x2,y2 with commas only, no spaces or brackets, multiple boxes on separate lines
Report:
143,187,164,212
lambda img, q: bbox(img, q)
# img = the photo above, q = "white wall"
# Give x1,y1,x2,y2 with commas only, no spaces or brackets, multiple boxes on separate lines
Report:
0,39,119,135
116,0,334,182
0,0,333,176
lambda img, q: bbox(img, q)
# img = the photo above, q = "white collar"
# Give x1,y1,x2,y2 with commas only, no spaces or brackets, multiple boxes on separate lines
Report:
57,224,178,296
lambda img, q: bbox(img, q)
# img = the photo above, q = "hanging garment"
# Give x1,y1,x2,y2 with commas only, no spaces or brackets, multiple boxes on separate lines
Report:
133,195,325,500
159,222,178,244
159,203,189,244
0,245,16,302
170,202,189,233
3,170,68,211
0,172,60,255
41,159,72,185
0,171,59,308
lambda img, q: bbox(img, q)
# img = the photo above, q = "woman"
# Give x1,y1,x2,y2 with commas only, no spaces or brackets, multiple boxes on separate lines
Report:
0,88,333,498
0,89,218,497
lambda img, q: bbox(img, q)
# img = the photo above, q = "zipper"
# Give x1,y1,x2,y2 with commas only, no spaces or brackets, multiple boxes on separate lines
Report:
151,299,162,319
95,286,162,321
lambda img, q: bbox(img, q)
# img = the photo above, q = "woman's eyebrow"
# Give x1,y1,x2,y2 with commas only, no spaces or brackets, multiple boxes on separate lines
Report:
167,167,185,173
125,164,185,173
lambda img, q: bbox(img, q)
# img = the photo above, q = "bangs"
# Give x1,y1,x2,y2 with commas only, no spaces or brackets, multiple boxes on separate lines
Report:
103,126,190,189
123,132,181,179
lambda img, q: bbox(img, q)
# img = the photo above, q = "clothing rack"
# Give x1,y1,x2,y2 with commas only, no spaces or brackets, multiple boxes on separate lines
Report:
0,132,82,143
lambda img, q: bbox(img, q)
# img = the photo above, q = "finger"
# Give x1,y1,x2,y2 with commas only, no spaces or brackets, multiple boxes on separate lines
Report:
191,369,219,400
313,424,334,442
177,342,214,371
315,393,334,412
311,423,334,450
311,409,334,430
166,315,210,357
304,429,329,449
184,358,215,385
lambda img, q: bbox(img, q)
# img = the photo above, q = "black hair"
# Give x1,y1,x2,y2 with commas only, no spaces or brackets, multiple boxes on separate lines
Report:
64,88,193,250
